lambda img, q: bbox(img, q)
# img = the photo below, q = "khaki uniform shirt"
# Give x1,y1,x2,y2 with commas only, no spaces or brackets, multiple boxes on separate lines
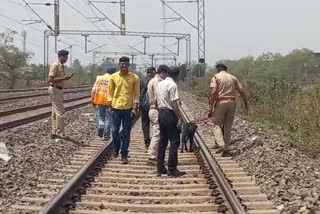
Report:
48,60,65,88
147,74,163,109
210,71,243,98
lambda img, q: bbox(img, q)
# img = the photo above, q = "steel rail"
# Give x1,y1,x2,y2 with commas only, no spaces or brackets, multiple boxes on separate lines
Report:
40,112,141,214
0,98,91,131
180,104,246,214
0,95,91,117
0,88,91,102
0,85,92,93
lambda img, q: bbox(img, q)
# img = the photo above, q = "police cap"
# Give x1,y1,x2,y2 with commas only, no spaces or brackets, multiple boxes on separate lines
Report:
105,65,117,74
57,50,69,57
147,67,156,74
215,63,228,71
157,65,170,73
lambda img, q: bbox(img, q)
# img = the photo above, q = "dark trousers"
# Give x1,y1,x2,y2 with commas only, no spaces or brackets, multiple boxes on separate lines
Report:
111,108,132,156
157,109,180,171
141,106,150,146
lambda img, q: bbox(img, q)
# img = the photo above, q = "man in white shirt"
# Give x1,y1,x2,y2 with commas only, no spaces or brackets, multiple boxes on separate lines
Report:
156,66,186,177
146,65,168,161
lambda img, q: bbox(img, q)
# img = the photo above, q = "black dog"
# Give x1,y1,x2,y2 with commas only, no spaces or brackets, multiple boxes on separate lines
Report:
180,122,198,153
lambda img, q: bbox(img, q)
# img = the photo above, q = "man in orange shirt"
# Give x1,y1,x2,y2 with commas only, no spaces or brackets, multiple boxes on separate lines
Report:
91,66,117,140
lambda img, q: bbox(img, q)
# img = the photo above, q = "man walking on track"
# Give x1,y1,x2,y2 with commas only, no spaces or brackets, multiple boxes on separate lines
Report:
107,56,140,164
147,65,168,161
48,50,74,143
156,66,186,177
208,63,249,157
140,67,156,148
91,65,117,140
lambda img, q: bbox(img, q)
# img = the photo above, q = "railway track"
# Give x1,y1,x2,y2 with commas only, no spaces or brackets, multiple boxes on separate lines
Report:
0,97,91,131
9,104,278,214
0,88,91,103
0,94,91,117
0,85,92,93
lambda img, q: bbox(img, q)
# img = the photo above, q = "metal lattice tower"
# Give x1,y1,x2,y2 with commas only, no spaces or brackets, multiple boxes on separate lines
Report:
197,0,205,63
120,0,126,35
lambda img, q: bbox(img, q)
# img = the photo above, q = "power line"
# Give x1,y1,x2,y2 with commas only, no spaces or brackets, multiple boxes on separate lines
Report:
0,24,42,48
67,0,125,51
87,0,121,30
0,13,81,51
63,0,102,31
6,0,24,6
20,0,53,30
0,13,42,33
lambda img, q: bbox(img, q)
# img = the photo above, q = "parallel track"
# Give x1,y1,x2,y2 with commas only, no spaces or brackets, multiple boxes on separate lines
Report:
0,88,91,103
0,85,92,93
0,97,91,131
9,104,278,214
0,95,91,117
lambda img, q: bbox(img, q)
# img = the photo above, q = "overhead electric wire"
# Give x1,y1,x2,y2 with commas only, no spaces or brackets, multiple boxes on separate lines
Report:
20,0,53,30
87,0,121,30
0,13,81,51
0,24,42,49
63,0,102,31
6,0,24,6
73,0,126,51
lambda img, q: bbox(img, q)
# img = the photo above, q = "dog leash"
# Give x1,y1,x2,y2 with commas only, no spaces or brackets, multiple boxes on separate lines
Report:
192,114,210,124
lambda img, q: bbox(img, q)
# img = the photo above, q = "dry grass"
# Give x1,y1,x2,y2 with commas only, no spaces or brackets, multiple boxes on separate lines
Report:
180,78,320,156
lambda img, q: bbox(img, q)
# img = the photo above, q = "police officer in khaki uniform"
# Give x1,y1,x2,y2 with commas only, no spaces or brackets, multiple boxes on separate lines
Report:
48,50,74,143
208,63,249,156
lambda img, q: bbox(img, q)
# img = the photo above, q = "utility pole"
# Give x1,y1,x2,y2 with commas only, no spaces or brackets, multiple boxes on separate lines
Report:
91,52,96,84
54,0,59,53
54,0,59,36
120,0,126,35
197,0,205,64
21,31,27,52
161,0,206,67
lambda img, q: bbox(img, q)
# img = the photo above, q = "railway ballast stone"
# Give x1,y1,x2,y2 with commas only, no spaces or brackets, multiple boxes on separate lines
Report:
0,105,95,212
180,91,320,214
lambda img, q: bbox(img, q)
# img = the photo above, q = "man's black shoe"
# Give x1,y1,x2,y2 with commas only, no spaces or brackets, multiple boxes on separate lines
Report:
98,129,104,138
221,150,231,157
104,133,110,141
156,167,167,176
167,169,186,177
145,141,150,149
50,134,56,139
121,155,128,164
113,152,119,159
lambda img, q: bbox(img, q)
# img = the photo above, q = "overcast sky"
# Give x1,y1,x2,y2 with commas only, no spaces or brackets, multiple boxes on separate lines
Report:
1,0,320,68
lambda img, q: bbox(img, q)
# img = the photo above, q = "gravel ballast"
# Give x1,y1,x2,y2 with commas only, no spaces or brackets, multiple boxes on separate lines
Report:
180,91,320,214
0,105,96,212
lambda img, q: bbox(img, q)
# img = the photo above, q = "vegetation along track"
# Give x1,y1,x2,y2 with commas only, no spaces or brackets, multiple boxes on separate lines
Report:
0,86,91,103
10,104,277,214
0,96,91,131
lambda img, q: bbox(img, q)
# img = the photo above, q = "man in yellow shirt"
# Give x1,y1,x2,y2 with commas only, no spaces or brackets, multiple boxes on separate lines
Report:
107,56,140,164
91,65,117,140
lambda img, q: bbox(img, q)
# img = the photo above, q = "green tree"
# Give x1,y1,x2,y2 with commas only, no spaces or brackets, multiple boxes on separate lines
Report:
0,45,30,89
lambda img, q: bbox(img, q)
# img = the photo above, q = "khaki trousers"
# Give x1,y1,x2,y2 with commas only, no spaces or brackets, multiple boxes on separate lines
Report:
48,87,65,135
148,108,160,158
212,100,236,149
